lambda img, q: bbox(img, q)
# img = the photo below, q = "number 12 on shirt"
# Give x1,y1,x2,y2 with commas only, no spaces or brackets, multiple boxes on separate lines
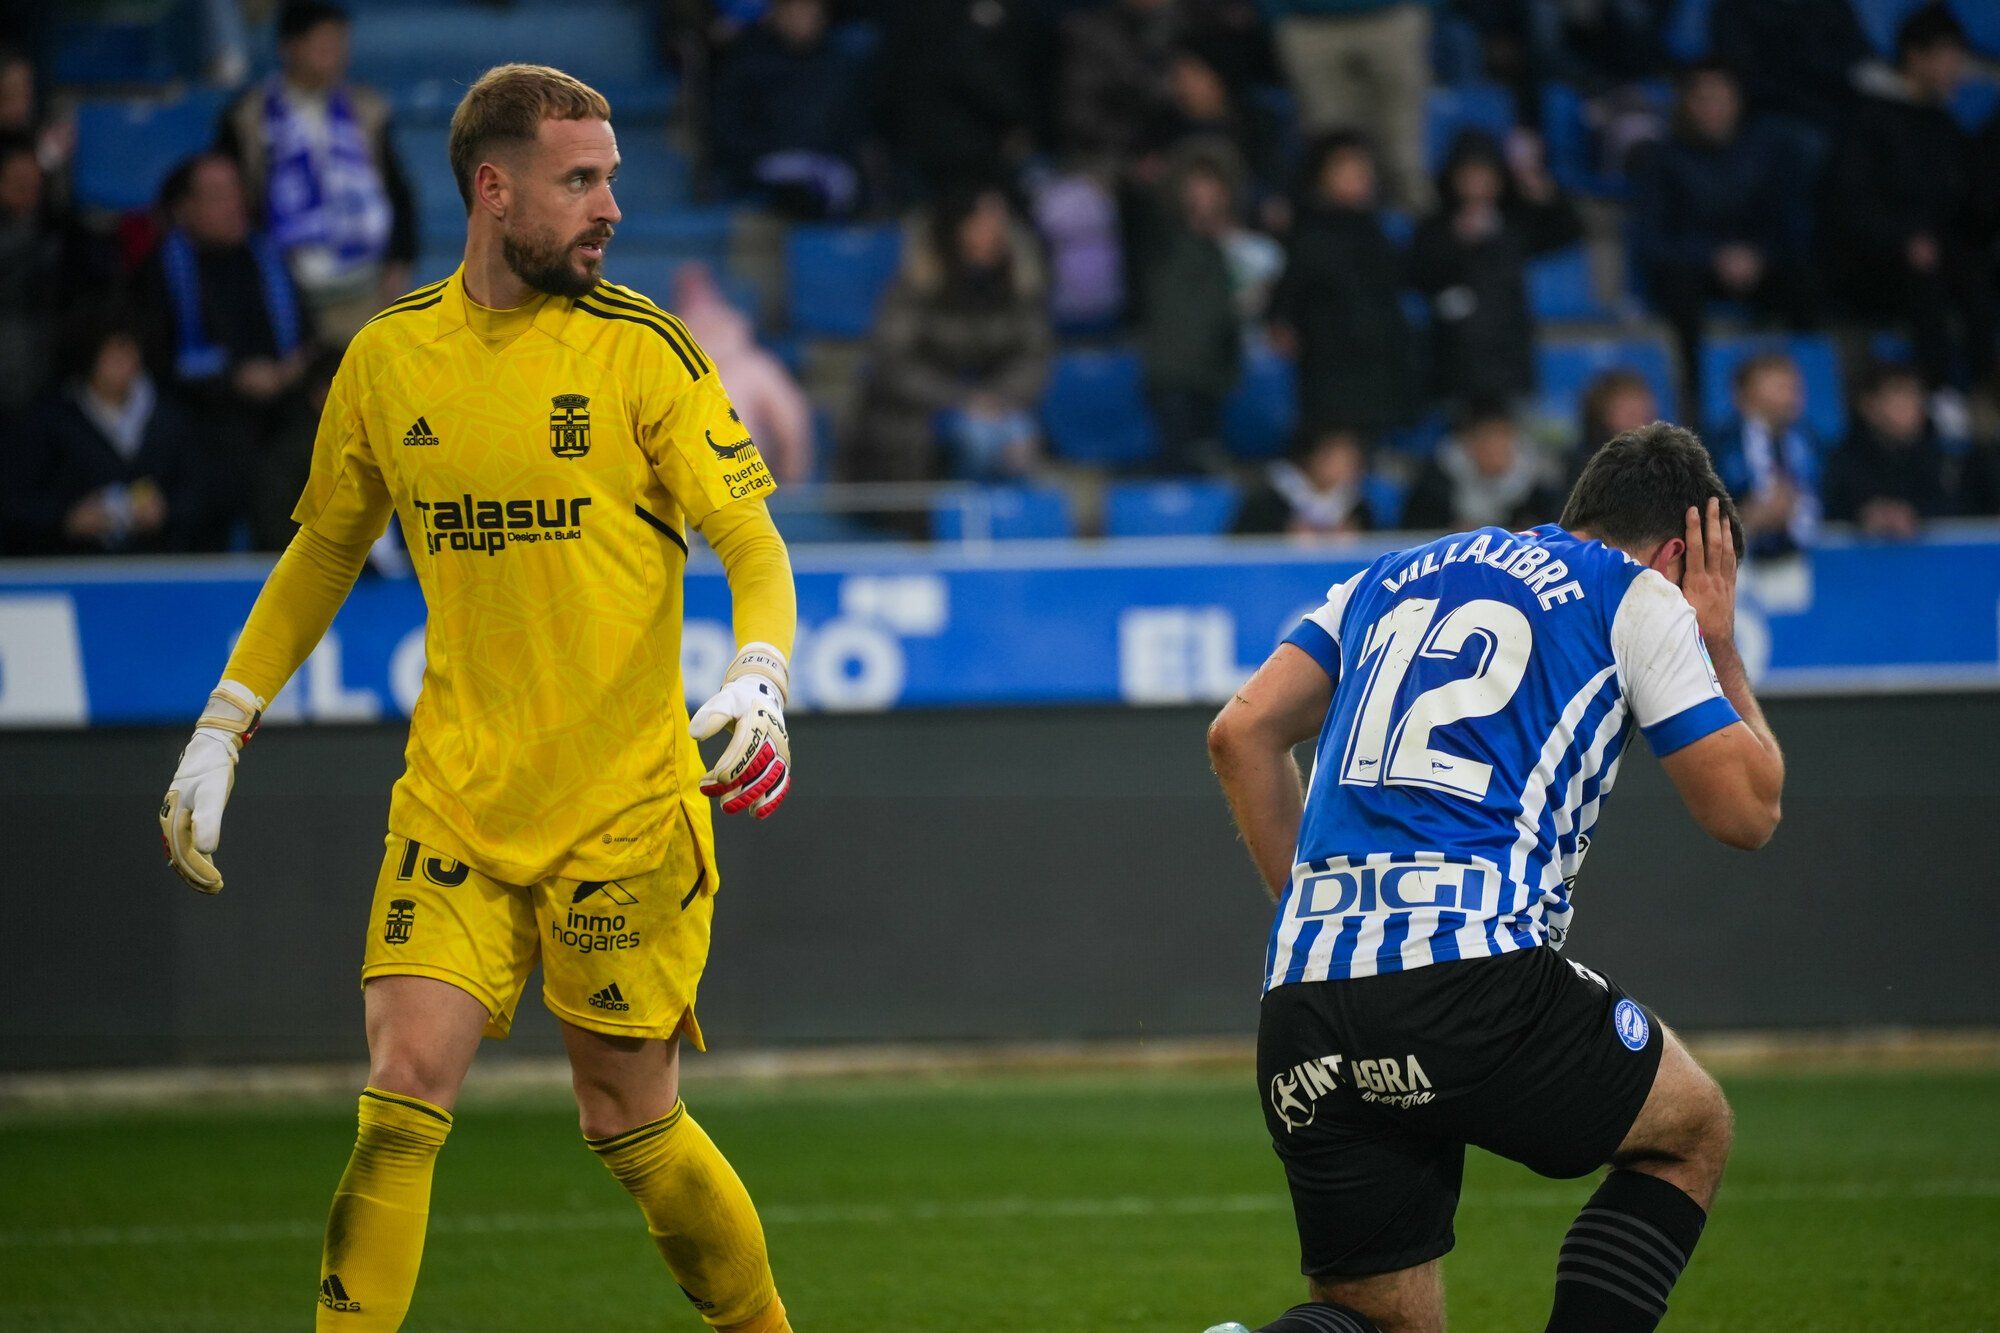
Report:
1338,597,1534,802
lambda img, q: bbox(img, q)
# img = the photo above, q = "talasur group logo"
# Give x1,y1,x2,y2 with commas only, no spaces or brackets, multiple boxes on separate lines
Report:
408,494,592,557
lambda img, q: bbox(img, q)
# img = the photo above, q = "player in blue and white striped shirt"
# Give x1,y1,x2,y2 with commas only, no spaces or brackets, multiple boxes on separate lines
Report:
1207,424,1784,1333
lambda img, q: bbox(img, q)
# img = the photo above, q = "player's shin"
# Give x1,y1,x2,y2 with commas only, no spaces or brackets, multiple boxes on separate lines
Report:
317,1088,452,1330
1545,1169,1708,1332
587,1102,789,1331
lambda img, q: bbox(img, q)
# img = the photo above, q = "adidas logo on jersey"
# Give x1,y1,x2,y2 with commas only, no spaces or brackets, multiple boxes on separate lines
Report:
588,982,631,1012
318,1274,362,1313
402,417,440,447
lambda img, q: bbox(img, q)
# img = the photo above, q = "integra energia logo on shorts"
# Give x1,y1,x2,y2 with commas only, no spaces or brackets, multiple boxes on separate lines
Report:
410,494,591,556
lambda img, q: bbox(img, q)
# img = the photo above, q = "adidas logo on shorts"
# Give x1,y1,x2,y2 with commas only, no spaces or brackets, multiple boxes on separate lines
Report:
588,982,631,1012
318,1273,361,1313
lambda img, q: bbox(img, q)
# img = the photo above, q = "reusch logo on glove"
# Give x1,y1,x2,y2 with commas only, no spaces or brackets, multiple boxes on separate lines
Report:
409,494,592,557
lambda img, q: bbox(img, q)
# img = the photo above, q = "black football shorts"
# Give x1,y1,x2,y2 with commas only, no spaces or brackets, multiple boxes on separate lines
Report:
1256,945,1664,1279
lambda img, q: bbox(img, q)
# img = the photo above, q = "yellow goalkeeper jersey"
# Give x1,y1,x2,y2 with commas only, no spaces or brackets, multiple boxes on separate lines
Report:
294,268,778,885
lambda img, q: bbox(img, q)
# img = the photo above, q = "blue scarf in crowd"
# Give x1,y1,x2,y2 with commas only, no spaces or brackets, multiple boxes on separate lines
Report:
261,79,393,281
161,227,302,381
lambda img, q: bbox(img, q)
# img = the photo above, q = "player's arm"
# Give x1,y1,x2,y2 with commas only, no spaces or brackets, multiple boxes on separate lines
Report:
1660,499,1784,849
643,352,798,819
1208,645,1334,899
159,359,390,892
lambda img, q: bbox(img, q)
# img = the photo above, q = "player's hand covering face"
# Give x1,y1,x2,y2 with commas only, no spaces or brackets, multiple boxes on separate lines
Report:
1679,497,1738,646
159,682,265,893
690,644,792,819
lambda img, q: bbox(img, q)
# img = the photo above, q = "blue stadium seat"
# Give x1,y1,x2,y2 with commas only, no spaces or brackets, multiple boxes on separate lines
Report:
1527,246,1614,322
1042,349,1158,466
1223,339,1298,459
1663,0,1718,61
73,90,232,213
785,224,903,338
1699,334,1846,440
348,4,658,94
1423,83,1516,174
1535,338,1677,431
1366,476,1408,530
1541,82,1671,197
1103,480,1241,538
931,485,1075,541
52,20,184,86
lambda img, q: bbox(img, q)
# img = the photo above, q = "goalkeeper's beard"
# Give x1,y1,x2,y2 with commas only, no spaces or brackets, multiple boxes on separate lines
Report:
501,222,608,298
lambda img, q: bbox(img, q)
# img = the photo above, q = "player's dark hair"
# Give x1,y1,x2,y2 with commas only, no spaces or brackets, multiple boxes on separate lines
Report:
1560,421,1744,560
278,0,348,42
449,64,613,210
1896,1,1967,63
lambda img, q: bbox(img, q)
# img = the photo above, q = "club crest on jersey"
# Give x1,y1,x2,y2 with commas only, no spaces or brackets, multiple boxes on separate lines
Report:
550,393,591,458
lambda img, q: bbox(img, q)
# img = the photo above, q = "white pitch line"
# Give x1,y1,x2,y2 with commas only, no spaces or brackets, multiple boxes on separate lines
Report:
4,1181,1996,1251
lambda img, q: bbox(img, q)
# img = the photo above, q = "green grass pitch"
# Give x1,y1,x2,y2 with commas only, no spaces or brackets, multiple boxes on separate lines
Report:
2,1066,1995,1331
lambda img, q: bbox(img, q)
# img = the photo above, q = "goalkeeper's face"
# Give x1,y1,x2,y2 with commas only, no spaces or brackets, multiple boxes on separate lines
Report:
501,117,622,299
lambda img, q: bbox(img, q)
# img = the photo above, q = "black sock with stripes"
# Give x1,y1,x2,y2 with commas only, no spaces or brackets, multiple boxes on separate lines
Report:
1546,1169,1708,1331
1256,1302,1381,1332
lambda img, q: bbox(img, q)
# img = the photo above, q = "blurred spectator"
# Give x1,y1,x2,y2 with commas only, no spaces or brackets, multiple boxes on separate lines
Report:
1570,366,1659,477
876,0,1040,198
1629,62,1817,413
1402,401,1562,531
1265,0,1433,211
250,344,346,551
0,47,73,194
845,188,1051,484
1178,0,1283,98
710,0,870,219
1231,425,1380,536
1828,4,1993,395
1032,170,1126,332
1712,351,1820,558
0,316,206,556
1269,132,1416,437
1823,361,1955,539
216,0,415,343
135,153,316,550
1137,48,1286,208
673,262,816,485
1709,0,1870,146
1058,0,1181,168
0,134,56,410
1409,129,1580,411
1127,150,1245,474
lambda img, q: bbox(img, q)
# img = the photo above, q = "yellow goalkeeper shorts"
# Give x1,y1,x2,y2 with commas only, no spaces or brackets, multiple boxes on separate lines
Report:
360,816,715,1047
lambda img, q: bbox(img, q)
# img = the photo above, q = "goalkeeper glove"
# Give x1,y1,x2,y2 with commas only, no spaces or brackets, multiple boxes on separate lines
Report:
159,680,265,893
689,643,791,819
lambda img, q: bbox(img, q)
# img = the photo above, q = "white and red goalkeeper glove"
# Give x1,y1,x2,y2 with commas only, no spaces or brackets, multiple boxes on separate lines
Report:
690,643,791,819
158,680,264,893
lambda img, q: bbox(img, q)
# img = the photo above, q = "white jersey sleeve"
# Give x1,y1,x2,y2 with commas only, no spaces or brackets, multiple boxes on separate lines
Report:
1282,573,1363,681
1610,568,1742,756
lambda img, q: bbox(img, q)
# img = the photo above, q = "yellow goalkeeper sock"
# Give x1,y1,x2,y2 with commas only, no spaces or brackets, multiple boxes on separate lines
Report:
588,1102,788,1331
316,1087,452,1330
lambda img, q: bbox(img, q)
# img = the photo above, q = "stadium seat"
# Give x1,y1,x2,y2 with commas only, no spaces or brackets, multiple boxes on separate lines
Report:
1423,82,1516,174
1222,339,1298,459
785,224,903,338
1366,476,1409,530
1041,349,1158,467
347,3,658,94
52,19,185,86
1527,246,1614,322
1103,480,1241,538
1663,0,1718,61
1535,338,1677,432
930,484,1075,541
73,90,232,213
1699,334,1846,440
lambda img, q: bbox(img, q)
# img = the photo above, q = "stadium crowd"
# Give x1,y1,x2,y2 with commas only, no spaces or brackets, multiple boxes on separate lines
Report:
4,0,2000,554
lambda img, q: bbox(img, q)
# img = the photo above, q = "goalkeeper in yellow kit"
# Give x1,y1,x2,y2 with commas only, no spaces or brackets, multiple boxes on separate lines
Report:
156,65,795,1332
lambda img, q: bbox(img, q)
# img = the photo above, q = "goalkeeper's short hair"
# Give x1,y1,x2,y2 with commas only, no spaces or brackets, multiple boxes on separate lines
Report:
449,64,612,210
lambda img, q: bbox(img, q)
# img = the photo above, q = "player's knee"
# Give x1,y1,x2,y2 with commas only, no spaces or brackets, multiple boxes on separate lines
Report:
367,1048,465,1110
